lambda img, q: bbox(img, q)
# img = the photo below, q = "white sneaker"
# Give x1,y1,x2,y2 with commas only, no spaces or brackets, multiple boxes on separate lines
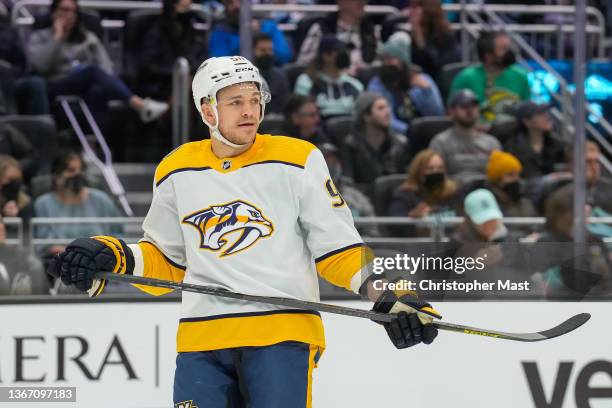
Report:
139,98,169,123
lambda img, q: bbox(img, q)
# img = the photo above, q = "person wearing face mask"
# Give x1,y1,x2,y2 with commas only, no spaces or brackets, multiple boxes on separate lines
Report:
430,89,501,185
0,155,32,221
342,91,409,187
295,35,364,119
388,149,459,237
138,0,208,100
318,143,379,237
252,33,289,115
367,32,445,135
450,31,530,122
208,0,293,64
33,151,122,261
485,150,537,218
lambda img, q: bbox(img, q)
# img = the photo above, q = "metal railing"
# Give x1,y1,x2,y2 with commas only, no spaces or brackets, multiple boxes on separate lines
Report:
11,1,607,60
172,57,191,149
20,215,612,253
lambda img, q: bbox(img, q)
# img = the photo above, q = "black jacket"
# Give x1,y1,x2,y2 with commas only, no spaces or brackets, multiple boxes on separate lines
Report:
503,132,566,179
318,13,378,64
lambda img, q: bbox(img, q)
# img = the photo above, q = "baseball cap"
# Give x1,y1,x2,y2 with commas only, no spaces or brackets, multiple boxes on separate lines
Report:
319,35,347,54
448,89,479,107
464,188,503,225
514,101,549,122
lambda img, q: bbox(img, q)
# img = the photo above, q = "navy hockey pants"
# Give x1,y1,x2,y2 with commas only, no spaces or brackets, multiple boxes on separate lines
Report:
173,341,319,408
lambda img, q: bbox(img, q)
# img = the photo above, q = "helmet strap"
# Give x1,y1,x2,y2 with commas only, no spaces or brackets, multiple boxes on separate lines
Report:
201,103,250,148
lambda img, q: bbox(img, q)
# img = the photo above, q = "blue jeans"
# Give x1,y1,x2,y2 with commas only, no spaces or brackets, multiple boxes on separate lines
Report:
48,64,133,111
174,342,319,408
14,76,49,115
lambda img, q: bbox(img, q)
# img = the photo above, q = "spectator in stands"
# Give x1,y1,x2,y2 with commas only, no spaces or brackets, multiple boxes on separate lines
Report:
281,94,330,144
504,101,566,179
450,31,530,122
138,0,207,100
0,16,49,115
0,216,48,295
485,150,537,219
405,0,460,81
532,184,611,296
294,35,364,119
27,0,169,122
0,123,38,180
208,0,292,64
319,143,379,237
252,32,289,114
367,32,445,135
569,141,612,215
343,91,409,186
33,151,122,260
388,148,459,236
430,89,501,184
452,188,509,244
296,0,378,72
0,155,32,220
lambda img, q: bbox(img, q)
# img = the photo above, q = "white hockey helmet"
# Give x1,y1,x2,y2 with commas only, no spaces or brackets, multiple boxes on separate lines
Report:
192,56,272,148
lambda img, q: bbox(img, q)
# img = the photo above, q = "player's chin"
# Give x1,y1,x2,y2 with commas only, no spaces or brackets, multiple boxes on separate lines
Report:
234,125,258,141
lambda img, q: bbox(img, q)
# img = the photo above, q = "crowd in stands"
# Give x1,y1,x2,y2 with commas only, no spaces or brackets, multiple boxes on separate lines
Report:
0,0,610,297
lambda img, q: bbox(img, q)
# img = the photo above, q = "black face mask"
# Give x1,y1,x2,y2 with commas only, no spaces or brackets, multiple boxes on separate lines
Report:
379,65,410,91
2,179,21,202
254,55,274,72
335,50,351,70
502,180,522,201
64,174,86,194
423,172,445,189
499,50,516,68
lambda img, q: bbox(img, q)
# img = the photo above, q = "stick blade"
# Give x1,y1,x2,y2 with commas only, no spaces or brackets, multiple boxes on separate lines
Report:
536,312,591,341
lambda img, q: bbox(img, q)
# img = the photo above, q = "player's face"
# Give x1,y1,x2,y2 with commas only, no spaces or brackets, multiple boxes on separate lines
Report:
215,82,261,145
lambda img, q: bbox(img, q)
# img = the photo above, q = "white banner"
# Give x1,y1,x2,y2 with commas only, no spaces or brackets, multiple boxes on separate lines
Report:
0,301,609,408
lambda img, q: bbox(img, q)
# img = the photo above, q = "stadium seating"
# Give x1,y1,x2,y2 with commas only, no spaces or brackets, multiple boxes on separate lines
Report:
324,116,354,147
0,115,58,175
407,116,453,155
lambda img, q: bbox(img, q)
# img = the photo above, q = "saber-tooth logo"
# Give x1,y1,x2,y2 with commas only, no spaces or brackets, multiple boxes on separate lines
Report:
182,200,274,257
175,401,198,408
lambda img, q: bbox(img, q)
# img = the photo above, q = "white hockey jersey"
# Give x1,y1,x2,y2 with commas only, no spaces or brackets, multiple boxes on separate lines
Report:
128,134,372,353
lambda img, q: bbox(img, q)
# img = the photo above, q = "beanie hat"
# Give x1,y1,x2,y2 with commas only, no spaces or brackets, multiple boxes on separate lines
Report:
354,91,382,118
380,31,411,67
486,150,523,182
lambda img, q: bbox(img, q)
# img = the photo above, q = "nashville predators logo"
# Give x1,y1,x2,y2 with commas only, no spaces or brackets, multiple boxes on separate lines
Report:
175,401,198,408
182,200,273,257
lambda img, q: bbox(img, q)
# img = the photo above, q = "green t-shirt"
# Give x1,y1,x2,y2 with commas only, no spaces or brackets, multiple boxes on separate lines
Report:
450,64,530,121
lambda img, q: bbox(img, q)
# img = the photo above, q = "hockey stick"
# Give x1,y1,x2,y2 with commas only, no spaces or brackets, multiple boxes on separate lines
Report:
94,272,590,342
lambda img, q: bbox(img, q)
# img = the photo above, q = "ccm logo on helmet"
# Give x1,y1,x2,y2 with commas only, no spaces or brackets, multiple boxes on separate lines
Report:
235,67,255,72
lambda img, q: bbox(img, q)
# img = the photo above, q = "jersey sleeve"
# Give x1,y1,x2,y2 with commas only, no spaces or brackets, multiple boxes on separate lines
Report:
128,174,187,296
298,149,374,292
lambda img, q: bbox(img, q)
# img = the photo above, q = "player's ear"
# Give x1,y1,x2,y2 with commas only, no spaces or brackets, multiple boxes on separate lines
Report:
201,103,217,126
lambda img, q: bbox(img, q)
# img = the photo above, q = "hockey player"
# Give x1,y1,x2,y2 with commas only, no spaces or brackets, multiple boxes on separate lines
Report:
48,56,439,407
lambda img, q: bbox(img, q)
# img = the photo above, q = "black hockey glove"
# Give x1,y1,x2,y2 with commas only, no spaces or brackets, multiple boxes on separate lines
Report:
372,285,441,349
47,236,134,297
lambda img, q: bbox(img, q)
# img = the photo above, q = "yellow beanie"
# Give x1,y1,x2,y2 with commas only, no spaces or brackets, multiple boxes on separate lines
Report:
486,150,522,182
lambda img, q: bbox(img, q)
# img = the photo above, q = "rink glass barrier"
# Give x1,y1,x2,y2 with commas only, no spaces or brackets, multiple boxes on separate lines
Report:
0,216,608,301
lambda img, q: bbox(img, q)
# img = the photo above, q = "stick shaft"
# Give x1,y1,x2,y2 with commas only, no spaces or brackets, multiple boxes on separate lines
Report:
94,272,589,342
